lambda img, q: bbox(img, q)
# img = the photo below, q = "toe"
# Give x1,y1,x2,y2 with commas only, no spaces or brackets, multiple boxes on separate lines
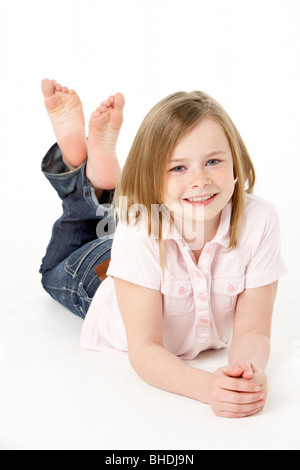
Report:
41,78,55,97
91,110,101,118
114,93,125,109
100,98,112,108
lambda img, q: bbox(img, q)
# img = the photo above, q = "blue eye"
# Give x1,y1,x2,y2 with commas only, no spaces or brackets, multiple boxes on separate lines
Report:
207,159,219,166
171,166,185,172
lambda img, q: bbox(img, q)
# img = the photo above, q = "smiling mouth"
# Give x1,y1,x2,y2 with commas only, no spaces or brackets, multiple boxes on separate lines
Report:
184,193,217,204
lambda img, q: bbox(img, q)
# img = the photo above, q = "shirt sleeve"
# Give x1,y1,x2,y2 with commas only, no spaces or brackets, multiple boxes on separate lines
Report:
107,220,162,290
245,204,288,288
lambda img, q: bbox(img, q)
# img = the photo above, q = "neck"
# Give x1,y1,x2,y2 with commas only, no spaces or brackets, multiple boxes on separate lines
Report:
178,213,221,259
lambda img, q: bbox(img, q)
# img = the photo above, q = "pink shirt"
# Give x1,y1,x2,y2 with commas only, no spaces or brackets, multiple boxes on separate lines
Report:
81,194,287,359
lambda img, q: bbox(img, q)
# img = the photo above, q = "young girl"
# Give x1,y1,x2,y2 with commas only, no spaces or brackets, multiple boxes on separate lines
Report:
40,79,287,418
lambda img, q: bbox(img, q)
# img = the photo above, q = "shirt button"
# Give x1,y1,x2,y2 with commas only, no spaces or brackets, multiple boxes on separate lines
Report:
227,284,236,293
178,286,186,295
200,317,210,324
205,248,212,255
196,272,203,279
199,294,207,302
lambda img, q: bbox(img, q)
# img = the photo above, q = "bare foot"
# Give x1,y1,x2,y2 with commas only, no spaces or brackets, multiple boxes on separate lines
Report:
41,79,87,170
86,93,125,191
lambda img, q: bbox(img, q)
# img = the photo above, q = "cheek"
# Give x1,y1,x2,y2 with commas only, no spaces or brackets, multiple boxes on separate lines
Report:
214,170,235,205
218,167,235,189
164,176,183,200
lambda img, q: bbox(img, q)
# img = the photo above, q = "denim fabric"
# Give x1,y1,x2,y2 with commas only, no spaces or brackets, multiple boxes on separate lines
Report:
40,143,115,319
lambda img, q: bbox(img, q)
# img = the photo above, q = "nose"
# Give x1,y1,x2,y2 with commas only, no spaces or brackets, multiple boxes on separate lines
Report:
190,167,212,187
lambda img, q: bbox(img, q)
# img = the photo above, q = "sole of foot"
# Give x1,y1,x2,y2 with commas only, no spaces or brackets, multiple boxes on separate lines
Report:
86,93,125,191
41,78,87,170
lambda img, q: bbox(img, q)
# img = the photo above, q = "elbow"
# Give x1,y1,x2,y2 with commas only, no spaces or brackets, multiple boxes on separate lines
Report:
127,341,162,381
128,347,142,373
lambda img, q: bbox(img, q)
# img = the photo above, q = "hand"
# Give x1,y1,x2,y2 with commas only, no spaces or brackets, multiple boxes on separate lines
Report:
209,366,266,418
225,361,268,400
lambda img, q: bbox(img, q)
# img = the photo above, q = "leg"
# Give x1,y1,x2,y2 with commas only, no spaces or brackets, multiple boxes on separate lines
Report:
40,80,124,317
40,144,115,318
42,237,112,319
40,144,115,273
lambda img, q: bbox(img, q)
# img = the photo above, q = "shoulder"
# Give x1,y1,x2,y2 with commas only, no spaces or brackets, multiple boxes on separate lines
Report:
113,218,160,254
108,218,162,289
113,217,149,240
239,194,280,250
241,195,287,287
243,194,280,227
240,194,281,247
244,193,277,216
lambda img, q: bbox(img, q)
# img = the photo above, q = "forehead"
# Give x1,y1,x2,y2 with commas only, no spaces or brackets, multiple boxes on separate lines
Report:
171,118,231,158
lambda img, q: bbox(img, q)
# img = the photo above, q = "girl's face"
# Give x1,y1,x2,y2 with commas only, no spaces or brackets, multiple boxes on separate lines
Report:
163,118,235,242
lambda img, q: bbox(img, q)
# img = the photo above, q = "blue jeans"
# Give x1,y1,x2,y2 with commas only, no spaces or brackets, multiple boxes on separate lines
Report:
40,143,115,319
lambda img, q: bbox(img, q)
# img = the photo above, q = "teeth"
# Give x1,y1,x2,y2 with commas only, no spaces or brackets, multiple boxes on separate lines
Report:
187,194,215,202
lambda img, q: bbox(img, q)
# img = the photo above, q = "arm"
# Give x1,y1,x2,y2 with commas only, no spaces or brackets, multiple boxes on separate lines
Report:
207,282,278,418
223,280,279,411
114,277,262,417
229,281,278,372
114,277,212,403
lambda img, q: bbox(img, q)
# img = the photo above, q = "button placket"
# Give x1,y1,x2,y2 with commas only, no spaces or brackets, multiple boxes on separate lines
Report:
196,292,211,339
196,324,210,339
194,265,211,340
185,245,214,342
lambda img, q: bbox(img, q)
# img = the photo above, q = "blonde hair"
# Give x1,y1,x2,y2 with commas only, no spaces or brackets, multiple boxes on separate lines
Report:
115,91,255,260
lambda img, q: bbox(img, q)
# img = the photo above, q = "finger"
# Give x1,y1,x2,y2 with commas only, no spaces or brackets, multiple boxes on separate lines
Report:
219,405,264,419
220,390,265,405
222,376,261,393
242,369,254,379
220,400,265,415
223,365,244,377
224,362,254,379
240,361,254,379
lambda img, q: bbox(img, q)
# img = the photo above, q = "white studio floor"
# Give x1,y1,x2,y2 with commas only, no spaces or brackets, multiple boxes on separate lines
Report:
1,0,300,450
0,266,299,450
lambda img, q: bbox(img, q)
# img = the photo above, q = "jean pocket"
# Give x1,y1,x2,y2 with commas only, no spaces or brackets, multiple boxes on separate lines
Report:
64,239,112,279
71,284,95,319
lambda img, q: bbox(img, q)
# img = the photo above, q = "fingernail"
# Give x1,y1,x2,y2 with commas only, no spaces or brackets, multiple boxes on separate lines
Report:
255,386,261,391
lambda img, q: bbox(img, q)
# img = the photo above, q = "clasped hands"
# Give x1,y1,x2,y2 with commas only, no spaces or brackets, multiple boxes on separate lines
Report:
209,362,268,418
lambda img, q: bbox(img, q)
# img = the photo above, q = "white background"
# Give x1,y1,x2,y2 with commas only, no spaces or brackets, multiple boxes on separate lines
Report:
0,0,299,450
